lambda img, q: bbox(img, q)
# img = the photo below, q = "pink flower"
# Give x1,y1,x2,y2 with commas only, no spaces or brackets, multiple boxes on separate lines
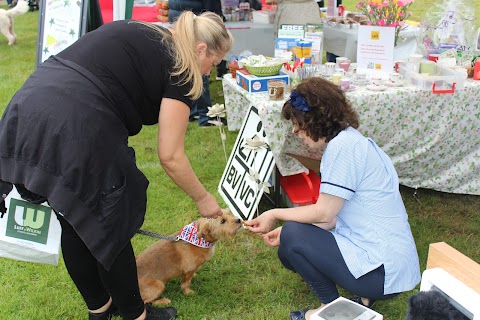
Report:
397,1,404,5
378,19,386,26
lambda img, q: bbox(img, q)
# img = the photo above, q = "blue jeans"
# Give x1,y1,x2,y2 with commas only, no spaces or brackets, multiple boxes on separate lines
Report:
278,221,398,304
190,75,211,126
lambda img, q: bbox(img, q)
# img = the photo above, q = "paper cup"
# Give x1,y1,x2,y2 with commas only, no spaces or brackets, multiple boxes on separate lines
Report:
267,80,286,101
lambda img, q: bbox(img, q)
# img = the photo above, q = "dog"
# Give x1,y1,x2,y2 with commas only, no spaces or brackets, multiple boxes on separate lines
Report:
136,208,243,305
0,0,29,45
405,290,469,320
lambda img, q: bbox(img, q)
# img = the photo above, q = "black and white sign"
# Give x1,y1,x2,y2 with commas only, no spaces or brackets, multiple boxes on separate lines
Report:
218,106,275,221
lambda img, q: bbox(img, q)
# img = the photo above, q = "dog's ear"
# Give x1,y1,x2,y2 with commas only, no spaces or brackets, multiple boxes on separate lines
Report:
196,220,214,242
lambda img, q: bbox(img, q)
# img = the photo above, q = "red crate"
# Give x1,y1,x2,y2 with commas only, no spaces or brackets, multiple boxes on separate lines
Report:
280,171,320,207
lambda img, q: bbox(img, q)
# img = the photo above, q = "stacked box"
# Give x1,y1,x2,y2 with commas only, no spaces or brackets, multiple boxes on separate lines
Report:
236,70,289,93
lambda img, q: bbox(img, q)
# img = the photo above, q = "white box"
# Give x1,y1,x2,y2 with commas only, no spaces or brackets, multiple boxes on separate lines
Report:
252,10,274,24
236,69,289,93
311,297,383,320
420,268,480,319
399,62,467,93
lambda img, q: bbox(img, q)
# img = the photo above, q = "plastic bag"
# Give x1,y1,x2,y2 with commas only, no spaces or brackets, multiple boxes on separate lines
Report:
417,0,477,56
0,187,61,266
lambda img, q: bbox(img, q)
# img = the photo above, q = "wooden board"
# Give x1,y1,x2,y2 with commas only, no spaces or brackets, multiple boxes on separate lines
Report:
426,242,480,294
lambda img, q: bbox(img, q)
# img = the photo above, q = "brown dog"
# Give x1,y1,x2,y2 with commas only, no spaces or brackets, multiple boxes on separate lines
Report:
136,209,242,305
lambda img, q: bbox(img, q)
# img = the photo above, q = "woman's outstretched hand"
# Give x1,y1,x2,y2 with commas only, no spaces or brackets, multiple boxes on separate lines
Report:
244,209,277,234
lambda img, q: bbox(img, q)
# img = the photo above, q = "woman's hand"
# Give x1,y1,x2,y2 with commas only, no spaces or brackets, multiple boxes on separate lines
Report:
196,192,223,219
244,209,278,234
262,227,282,247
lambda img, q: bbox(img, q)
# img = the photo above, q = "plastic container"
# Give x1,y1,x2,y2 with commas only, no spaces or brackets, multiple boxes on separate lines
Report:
398,62,467,93
280,171,320,207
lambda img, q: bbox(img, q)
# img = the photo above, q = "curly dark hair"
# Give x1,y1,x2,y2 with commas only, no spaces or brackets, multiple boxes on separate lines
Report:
282,77,359,142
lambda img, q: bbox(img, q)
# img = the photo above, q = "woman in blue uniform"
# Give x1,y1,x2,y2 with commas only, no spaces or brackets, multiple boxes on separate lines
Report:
245,77,421,320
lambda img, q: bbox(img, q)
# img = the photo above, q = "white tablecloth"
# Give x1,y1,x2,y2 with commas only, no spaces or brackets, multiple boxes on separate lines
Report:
323,24,419,62
226,22,275,57
154,21,275,58
223,74,480,195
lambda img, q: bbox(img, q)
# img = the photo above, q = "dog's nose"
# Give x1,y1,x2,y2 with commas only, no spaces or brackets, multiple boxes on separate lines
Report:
235,219,241,224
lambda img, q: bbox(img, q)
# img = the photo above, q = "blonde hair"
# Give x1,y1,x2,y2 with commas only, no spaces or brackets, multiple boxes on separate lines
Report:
171,11,233,99
136,12,232,100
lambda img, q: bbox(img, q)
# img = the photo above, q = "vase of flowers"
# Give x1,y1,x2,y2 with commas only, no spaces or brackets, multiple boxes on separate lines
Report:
356,0,415,46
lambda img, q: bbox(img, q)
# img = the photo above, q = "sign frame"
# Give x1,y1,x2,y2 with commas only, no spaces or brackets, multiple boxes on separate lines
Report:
36,0,88,67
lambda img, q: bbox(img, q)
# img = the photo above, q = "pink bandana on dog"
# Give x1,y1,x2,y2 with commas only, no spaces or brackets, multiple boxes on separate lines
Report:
178,222,214,248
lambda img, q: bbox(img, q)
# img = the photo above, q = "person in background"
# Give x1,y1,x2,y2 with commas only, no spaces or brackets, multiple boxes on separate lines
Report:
316,0,343,62
274,0,322,38
7,0,15,8
245,77,421,320
168,0,226,126
0,11,232,320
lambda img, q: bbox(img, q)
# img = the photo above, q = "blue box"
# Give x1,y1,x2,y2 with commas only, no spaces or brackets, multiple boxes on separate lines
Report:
235,69,290,93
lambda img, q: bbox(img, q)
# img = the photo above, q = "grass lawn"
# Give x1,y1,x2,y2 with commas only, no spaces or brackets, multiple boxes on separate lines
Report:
0,2,479,319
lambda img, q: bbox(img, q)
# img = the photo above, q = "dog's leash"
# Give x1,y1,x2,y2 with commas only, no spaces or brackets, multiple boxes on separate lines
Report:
136,229,179,241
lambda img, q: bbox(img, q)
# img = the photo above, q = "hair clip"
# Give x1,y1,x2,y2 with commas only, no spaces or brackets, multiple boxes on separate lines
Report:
290,91,311,112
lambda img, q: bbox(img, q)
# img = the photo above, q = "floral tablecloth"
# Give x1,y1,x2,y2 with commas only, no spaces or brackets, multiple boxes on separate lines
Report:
222,74,480,195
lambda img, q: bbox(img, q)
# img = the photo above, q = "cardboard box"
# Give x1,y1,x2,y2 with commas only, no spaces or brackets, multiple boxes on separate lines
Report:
236,69,290,93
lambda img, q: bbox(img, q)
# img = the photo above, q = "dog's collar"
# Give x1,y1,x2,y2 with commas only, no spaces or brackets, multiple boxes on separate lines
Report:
178,222,214,248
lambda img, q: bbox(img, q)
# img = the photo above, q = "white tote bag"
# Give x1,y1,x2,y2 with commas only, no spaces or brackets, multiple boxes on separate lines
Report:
0,187,61,265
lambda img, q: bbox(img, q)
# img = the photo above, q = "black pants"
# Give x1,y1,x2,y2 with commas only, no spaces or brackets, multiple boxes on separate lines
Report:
278,222,398,304
57,214,145,319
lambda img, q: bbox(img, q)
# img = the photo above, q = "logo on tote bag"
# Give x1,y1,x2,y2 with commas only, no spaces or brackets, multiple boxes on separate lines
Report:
5,199,52,244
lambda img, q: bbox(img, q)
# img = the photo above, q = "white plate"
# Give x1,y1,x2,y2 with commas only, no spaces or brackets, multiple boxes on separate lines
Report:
366,84,387,91
384,80,405,87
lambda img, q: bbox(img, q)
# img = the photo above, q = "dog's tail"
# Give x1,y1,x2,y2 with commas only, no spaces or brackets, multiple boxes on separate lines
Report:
6,1,30,17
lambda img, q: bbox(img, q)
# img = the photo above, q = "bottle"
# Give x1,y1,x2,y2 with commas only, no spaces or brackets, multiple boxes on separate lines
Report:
338,5,345,17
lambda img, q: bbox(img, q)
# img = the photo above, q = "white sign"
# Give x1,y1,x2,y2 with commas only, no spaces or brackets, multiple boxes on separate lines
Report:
218,106,275,221
356,26,395,79
278,24,305,39
37,0,87,67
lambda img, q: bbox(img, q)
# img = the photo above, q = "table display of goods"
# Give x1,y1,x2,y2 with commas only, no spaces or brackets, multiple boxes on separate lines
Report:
240,55,290,77
325,14,367,29
234,55,291,93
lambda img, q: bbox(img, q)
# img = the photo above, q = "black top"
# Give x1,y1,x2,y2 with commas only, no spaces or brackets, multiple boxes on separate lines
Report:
58,20,193,136
0,20,193,269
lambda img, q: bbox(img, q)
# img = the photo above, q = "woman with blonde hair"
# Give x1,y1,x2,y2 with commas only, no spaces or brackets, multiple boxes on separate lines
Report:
0,11,232,320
